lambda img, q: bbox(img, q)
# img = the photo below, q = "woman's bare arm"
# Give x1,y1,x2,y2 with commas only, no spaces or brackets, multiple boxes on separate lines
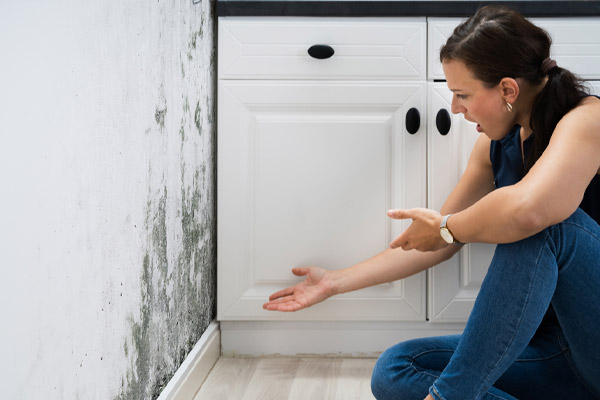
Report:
263,246,461,312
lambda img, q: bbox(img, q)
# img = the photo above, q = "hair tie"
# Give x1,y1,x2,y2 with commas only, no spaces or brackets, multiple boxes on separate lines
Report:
541,57,558,74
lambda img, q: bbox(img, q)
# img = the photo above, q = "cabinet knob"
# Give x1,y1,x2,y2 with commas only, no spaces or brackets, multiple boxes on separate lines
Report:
308,44,335,60
405,108,420,135
436,109,451,136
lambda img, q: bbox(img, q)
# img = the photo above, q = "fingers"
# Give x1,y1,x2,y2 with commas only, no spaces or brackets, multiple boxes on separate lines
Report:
263,294,291,308
389,233,412,250
263,295,302,312
269,303,302,312
291,267,308,276
387,208,420,220
389,233,404,250
388,209,416,249
268,286,295,301
264,267,313,312
268,268,307,300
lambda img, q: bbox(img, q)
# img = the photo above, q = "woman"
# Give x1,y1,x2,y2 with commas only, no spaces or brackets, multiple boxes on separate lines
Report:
263,6,600,399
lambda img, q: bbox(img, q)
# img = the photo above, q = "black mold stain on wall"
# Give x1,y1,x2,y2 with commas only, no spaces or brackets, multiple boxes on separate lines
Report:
115,3,217,399
116,167,216,400
154,107,167,130
194,101,202,135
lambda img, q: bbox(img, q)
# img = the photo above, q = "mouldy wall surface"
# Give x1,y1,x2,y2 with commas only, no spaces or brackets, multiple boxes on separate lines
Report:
0,0,216,399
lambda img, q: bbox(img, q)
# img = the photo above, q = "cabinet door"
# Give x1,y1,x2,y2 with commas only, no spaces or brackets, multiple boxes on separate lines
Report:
218,81,426,321
427,83,496,322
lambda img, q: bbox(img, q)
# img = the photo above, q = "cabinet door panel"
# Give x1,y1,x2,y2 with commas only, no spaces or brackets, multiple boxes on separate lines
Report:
427,83,496,322
218,81,426,321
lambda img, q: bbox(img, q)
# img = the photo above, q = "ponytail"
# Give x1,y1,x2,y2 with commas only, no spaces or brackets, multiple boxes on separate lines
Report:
526,66,587,173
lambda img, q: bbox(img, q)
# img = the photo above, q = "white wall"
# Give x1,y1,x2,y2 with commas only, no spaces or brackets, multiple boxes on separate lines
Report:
0,0,216,398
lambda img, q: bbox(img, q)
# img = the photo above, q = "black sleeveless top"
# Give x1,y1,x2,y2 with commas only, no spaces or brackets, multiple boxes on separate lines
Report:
490,124,600,225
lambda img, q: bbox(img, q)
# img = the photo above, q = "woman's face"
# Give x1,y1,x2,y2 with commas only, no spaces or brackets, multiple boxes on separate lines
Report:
442,59,514,141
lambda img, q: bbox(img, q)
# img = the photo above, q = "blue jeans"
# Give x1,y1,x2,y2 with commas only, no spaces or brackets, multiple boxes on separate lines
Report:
371,208,600,400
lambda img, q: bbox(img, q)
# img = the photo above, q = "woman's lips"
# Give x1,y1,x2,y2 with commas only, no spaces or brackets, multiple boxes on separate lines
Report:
476,123,482,132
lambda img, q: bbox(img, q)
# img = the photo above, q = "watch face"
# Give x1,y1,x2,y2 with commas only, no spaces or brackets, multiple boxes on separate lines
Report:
440,228,454,244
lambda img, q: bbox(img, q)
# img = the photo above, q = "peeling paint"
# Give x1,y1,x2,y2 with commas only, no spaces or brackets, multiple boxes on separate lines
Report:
154,107,167,130
187,16,204,61
179,120,185,142
194,101,202,135
155,83,168,133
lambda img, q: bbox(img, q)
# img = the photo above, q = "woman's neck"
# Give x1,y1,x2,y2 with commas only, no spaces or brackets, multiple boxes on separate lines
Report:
515,77,548,140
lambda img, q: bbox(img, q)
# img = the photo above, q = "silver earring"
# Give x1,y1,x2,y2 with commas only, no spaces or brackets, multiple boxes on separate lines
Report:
506,102,514,112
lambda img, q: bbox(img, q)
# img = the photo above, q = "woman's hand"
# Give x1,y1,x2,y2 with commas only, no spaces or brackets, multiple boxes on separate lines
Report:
263,266,335,312
387,208,449,252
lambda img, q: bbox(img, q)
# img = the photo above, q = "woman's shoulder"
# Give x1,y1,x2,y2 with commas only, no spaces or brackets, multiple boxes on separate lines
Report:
573,94,600,115
554,95,600,174
557,95,600,132
578,94,600,108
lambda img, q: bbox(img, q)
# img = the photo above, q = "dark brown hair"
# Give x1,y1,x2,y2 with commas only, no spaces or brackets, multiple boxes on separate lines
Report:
440,5,587,173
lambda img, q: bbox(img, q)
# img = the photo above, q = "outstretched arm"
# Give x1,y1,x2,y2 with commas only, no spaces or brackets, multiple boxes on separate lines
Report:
265,132,496,312
263,245,461,312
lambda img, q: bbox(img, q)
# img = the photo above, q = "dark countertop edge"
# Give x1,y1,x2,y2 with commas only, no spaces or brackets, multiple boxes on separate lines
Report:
217,1,600,17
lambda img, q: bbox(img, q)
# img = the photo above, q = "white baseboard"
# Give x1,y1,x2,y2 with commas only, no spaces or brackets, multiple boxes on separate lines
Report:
221,320,465,357
158,321,221,400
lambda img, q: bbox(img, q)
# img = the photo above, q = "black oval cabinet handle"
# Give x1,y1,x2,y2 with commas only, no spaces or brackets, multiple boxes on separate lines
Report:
308,44,335,60
436,109,451,136
405,108,420,135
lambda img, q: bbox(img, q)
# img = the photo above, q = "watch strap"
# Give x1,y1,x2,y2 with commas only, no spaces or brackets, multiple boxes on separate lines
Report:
440,214,463,244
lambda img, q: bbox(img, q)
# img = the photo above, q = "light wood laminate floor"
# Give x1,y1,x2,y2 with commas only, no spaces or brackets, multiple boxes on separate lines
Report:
195,357,377,400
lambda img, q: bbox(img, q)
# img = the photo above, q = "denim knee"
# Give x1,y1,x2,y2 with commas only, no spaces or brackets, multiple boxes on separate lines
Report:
371,345,418,400
371,338,454,400
371,347,398,400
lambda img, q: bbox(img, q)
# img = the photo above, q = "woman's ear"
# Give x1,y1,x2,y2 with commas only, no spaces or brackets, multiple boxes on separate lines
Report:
499,77,519,103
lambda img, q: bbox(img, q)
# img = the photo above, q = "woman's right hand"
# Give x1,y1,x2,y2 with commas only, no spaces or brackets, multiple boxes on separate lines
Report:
262,266,336,312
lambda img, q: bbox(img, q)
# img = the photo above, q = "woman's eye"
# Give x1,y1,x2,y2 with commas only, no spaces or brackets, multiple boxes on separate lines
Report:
456,94,467,100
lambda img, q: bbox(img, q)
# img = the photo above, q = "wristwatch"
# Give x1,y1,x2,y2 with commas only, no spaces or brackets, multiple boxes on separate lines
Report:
440,214,462,244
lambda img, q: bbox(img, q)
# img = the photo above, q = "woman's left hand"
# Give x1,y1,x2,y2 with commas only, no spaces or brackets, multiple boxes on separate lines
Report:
387,208,449,252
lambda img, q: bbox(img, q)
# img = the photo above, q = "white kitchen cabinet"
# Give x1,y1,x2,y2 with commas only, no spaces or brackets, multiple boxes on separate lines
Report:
218,16,600,331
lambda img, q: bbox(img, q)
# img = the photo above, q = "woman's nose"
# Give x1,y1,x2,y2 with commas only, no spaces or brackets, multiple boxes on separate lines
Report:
450,98,464,115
